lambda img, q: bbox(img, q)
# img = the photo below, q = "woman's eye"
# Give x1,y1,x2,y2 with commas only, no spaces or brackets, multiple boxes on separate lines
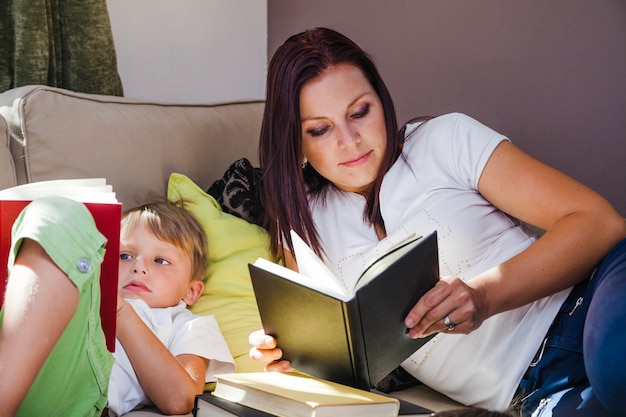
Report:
307,126,328,137
352,104,370,119
155,257,170,265
120,253,132,261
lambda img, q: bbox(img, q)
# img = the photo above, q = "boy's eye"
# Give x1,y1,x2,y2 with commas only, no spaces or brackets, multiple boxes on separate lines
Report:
120,253,132,261
155,257,170,265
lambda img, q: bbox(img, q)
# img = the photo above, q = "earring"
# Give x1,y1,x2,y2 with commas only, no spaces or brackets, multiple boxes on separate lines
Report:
302,161,308,169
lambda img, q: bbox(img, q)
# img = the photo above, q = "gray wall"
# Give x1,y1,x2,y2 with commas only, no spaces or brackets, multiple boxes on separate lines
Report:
268,0,626,216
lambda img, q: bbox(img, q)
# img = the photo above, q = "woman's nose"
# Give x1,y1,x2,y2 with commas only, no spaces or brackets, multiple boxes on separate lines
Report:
337,124,360,148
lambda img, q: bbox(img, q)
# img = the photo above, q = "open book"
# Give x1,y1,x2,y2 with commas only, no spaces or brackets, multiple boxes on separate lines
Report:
0,178,121,351
248,230,439,390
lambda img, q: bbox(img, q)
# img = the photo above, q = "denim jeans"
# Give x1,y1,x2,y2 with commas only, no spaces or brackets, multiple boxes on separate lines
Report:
519,238,626,417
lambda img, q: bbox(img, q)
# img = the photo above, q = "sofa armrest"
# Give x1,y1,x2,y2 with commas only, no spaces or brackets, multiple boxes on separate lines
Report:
0,114,16,190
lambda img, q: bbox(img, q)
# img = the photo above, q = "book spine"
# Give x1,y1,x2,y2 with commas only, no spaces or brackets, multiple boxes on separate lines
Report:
343,299,371,390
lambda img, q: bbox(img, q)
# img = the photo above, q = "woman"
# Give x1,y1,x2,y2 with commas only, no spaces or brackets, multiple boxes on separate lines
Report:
250,27,626,416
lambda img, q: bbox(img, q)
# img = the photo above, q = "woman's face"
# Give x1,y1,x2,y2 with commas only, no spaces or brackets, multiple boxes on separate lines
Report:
299,63,387,195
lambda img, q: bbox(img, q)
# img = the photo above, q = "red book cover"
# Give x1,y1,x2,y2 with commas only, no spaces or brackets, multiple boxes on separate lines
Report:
1,187,121,352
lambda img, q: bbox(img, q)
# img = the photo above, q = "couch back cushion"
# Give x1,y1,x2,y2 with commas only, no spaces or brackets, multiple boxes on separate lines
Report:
0,85,264,208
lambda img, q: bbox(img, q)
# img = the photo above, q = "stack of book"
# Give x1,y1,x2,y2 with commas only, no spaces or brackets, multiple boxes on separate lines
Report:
194,372,434,417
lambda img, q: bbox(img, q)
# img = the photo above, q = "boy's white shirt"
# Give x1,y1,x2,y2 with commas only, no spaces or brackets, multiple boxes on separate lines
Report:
107,299,235,416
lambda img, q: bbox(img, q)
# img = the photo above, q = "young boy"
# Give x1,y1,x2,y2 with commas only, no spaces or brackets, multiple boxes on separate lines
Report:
0,196,234,417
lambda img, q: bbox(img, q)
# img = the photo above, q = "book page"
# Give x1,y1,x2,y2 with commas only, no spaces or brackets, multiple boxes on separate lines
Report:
0,178,117,203
292,230,424,296
290,230,349,298
253,258,350,301
355,234,422,291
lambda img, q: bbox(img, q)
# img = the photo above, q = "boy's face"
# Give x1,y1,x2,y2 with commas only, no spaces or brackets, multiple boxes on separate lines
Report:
118,222,202,308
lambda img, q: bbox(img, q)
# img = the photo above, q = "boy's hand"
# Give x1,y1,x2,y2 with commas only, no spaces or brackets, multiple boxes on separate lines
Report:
248,330,291,372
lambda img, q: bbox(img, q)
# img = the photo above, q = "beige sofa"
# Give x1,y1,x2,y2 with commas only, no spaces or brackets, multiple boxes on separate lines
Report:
0,85,264,207
0,85,461,416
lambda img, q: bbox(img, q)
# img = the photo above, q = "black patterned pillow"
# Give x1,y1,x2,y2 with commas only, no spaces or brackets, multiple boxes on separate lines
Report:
206,158,264,226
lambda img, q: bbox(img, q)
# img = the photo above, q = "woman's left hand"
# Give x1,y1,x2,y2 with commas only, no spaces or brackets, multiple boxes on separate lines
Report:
404,277,488,338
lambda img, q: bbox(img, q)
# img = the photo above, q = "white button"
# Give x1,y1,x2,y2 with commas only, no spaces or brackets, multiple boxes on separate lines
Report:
77,258,91,273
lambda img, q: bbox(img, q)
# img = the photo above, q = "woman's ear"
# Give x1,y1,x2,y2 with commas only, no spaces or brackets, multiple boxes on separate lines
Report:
182,280,205,306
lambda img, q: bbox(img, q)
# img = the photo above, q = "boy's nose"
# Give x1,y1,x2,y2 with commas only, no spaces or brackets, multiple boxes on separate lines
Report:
132,258,148,274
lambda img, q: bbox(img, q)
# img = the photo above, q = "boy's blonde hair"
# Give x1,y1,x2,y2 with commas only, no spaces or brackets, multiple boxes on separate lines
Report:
121,201,208,283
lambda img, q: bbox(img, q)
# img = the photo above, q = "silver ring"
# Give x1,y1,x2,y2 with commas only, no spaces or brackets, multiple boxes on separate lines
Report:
443,315,455,331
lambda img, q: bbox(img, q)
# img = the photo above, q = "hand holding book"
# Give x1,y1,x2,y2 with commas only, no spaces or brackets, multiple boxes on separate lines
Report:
248,230,440,389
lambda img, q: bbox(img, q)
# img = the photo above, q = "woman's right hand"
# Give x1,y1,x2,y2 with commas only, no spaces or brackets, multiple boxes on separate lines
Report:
248,329,292,372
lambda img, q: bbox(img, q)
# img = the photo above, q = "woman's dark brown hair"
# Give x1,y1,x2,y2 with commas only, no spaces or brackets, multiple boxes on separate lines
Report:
259,27,401,258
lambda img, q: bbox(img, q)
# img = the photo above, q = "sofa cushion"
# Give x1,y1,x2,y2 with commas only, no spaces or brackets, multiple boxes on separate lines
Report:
167,173,277,375
206,158,263,226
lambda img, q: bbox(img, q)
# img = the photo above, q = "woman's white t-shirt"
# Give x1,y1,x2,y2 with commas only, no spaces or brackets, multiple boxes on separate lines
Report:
308,113,570,410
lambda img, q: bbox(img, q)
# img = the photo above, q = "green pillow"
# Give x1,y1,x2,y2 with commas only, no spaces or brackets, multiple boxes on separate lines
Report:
167,173,277,374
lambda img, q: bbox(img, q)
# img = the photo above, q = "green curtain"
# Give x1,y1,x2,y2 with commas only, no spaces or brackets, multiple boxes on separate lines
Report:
0,0,123,96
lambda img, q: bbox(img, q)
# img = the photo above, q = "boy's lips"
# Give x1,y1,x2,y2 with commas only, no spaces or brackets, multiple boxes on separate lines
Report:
123,281,150,292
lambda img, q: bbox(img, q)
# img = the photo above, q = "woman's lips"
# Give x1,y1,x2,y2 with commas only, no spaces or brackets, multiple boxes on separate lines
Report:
341,150,372,168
